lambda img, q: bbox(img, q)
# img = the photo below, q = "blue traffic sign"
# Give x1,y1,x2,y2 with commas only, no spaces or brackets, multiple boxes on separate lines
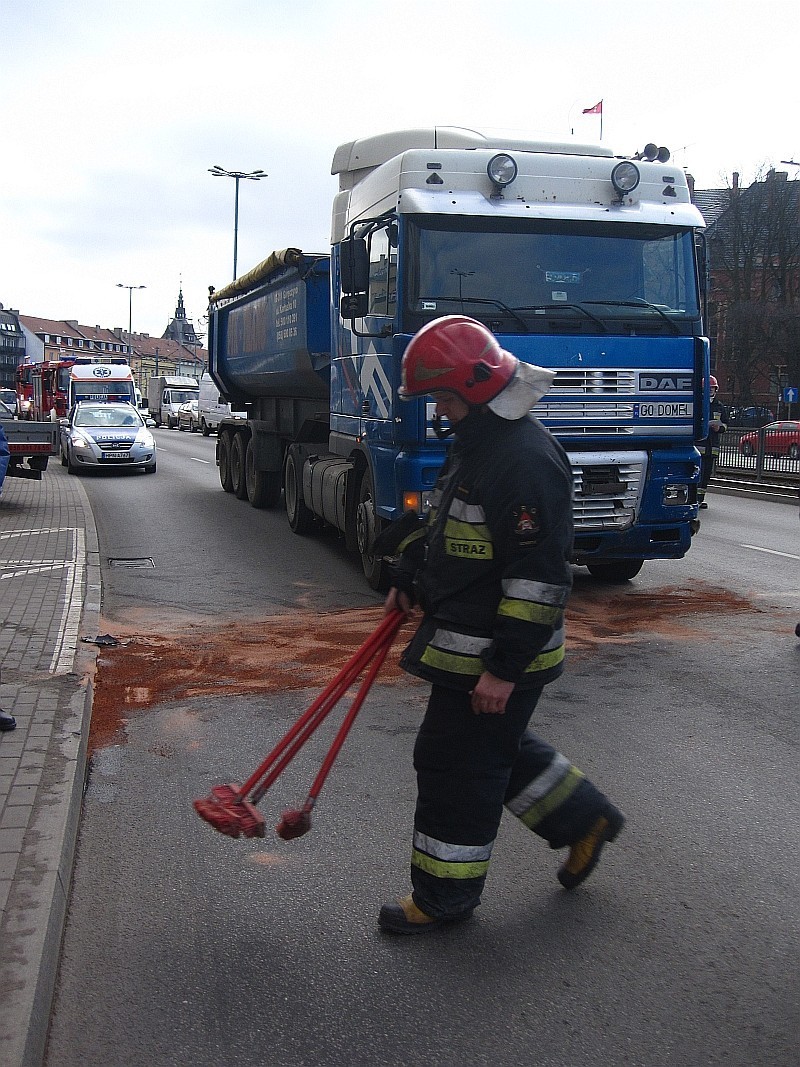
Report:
783,386,799,403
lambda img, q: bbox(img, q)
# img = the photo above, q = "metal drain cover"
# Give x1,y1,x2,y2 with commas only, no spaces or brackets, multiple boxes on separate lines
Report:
107,557,155,569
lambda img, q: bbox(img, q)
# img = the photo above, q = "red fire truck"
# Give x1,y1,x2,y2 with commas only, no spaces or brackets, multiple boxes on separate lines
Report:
16,356,133,421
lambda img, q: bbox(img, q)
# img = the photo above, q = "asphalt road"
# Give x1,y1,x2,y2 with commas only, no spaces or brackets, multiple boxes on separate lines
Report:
44,429,800,1067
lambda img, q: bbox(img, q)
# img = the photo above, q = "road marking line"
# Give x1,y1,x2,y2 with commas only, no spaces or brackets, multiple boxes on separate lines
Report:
740,543,800,561
191,458,211,464
1,564,70,580
50,527,85,675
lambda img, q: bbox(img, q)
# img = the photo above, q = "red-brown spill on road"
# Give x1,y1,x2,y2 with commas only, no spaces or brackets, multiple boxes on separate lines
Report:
89,583,759,753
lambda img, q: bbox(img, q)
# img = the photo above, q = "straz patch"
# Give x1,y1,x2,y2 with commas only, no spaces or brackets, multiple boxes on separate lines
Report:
445,538,493,559
513,505,541,545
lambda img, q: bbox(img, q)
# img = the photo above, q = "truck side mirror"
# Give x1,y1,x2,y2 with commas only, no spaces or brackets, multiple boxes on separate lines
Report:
340,237,369,296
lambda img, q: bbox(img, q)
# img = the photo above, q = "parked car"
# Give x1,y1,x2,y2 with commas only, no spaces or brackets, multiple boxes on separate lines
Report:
0,388,17,414
739,420,800,458
60,401,157,474
729,405,775,428
177,398,200,432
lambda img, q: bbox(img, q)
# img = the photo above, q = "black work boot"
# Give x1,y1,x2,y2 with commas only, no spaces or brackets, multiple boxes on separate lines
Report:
378,894,473,935
558,806,625,890
0,708,17,732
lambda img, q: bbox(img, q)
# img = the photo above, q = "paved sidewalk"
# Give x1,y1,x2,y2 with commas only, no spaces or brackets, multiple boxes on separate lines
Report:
0,467,100,1067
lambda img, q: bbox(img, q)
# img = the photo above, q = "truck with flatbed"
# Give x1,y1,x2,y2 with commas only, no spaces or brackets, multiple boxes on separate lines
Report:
208,127,709,588
0,396,59,479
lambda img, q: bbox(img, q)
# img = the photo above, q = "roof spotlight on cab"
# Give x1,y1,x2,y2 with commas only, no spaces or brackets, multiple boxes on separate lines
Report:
487,153,518,190
611,160,640,198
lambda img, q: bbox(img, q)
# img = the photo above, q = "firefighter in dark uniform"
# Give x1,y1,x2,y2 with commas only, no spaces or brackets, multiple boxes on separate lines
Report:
379,316,624,934
697,375,729,509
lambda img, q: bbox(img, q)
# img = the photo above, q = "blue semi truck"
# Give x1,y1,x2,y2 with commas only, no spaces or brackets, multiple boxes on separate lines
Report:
208,127,709,589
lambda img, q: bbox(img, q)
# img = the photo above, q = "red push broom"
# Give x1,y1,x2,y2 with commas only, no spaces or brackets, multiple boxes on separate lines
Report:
193,610,406,841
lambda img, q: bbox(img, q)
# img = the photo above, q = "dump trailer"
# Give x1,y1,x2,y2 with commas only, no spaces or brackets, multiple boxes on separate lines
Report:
209,128,709,589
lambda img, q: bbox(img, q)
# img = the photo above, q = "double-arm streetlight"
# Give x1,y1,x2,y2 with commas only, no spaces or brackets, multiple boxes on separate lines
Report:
208,165,267,280
116,283,146,336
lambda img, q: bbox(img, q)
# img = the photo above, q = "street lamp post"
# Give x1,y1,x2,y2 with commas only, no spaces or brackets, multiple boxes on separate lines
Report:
116,283,146,336
116,284,146,385
208,165,266,280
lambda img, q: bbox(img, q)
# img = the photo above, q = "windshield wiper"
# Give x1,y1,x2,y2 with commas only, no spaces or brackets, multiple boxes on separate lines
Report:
582,299,682,335
514,303,609,333
425,296,530,333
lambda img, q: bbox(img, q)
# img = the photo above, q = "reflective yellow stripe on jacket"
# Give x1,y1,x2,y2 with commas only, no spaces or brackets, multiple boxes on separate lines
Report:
497,577,569,626
420,625,565,677
443,498,493,560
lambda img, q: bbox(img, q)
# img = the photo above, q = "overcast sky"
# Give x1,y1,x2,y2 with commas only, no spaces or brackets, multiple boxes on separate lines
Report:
2,0,798,342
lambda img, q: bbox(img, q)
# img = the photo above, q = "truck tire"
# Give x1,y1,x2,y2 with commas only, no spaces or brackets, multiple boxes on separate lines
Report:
586,559,644,582
230,433,248,499
245,438,281,509
356,468,389,591
218,433,234,493
201,419,211,437
29,455,49,472
284,449,315,534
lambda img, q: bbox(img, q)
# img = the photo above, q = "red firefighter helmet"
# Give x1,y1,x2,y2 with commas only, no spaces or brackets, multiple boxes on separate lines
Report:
709,375,718,390
400,316,517,406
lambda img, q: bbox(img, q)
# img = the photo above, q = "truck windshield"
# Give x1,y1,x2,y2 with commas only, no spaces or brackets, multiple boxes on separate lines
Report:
171,390,199,403
405,216,700,335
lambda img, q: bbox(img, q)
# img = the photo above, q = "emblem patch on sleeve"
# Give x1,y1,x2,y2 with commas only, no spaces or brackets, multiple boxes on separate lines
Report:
513,505,541,543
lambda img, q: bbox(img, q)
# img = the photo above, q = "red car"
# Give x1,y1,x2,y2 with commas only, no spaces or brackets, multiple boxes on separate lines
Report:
739,420,800,458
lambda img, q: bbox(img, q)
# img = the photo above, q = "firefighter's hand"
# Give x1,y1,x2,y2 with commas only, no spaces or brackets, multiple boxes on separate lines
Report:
471,672,515,715
385,587,413,616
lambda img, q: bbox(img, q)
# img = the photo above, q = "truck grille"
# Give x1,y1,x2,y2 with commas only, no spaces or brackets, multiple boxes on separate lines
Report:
533,401,636,434
570,451,647,530
549,369,638,393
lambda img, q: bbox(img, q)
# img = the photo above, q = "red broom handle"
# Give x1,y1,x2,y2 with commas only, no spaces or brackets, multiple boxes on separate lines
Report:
301,610,403,807
238,611,404,801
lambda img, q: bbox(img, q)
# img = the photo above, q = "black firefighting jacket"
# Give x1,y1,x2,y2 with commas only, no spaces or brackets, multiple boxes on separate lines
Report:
393,409,574,692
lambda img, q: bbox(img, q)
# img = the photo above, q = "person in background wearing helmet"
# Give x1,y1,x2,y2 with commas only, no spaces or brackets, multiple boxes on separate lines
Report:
698,375,729,509
379,315,624,935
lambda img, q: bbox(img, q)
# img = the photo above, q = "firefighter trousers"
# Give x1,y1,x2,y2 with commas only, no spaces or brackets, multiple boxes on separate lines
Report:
410,683,616,918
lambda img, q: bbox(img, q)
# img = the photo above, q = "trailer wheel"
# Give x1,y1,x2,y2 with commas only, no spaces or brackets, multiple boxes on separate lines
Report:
218,433,234,493
246,438,281,509
356,468,389,591
29,455,49,472
230,433,248,499
284,448,315,534
586,559,644,582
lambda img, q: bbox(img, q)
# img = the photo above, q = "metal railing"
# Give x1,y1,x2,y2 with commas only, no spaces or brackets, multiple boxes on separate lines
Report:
716,427,800,487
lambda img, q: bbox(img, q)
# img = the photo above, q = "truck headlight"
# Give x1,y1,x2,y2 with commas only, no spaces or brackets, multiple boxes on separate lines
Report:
663,483,689,505
487,153,518,188
611,161,640,196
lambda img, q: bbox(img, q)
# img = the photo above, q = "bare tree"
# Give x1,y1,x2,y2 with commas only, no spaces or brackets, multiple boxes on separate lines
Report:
706,168,800,408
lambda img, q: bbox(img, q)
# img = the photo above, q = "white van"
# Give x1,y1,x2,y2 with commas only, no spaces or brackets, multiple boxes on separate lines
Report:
197,372,245,435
